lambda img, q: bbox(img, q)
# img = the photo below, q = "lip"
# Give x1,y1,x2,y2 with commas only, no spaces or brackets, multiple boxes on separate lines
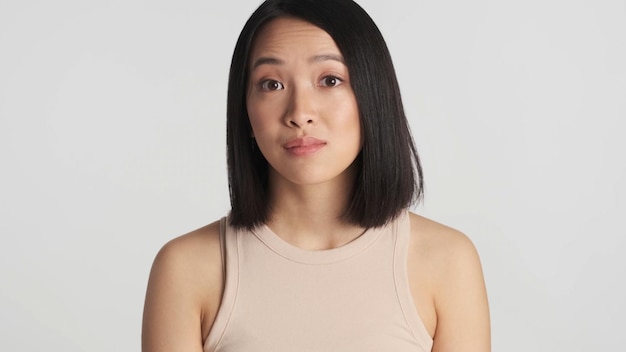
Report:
283,136,327,156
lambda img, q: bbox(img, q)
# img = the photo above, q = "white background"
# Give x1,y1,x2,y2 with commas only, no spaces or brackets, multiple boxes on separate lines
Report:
1,0,624,351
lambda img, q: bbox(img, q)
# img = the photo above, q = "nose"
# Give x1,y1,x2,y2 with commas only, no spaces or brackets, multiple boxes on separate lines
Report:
284,85,316,128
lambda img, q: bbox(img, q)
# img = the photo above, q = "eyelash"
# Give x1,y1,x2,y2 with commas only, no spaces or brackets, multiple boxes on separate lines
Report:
259,79,284,91
319,75,343,87
258,75,344,91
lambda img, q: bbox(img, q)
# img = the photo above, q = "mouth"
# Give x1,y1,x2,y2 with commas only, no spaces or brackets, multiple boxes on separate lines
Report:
283,136,327,156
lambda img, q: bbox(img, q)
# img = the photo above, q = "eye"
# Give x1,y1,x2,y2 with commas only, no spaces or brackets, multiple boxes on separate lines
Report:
319,75,343,87
260,79,284,91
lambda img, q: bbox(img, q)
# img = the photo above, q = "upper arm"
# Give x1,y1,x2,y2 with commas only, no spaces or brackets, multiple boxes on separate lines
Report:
431,232,491,352
141,222,223,352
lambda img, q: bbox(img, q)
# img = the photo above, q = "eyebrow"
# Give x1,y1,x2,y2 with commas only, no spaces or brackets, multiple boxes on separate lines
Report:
311,54,345,64
250,54,345,70
251,57,284,69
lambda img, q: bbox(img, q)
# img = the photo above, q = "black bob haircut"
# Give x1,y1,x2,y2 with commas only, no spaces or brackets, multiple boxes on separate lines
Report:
227,0,423,230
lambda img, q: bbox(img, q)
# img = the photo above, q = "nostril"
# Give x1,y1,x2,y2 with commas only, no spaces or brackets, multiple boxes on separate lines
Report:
307,119,313,124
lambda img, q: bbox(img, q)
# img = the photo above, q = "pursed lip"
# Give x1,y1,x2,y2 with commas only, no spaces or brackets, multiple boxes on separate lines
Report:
283,136,327,156
283,136,326,148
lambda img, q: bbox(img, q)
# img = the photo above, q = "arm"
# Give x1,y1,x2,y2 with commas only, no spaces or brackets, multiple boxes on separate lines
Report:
142,222,223,352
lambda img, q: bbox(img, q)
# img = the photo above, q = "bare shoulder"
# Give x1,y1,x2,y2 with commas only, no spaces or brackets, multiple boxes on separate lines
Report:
151,219,223,300
142,219,224,352
155,220,223,273
407,212,490,351
408,212,481,268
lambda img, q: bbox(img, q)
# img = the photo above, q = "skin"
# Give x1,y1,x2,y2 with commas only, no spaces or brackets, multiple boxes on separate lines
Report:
246,16,364,248
142,17,490,352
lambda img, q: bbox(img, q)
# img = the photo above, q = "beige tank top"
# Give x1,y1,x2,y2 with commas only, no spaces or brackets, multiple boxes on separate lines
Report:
203,211,433,352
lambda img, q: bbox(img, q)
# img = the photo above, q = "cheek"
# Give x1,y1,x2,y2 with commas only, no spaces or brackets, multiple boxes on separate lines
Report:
246,88,264,133
247,102,278,141
327,96,360,132
247,92,281,124
246,98,267,135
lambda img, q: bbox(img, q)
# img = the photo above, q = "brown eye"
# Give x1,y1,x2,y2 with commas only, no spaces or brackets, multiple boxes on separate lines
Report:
260,79,284,91
320,75,342,87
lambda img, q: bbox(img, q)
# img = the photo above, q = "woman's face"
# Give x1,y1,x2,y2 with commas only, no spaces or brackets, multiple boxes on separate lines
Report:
246,17,361,188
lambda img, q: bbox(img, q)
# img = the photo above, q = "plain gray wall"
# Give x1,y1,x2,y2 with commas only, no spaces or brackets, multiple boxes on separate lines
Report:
1,0,624,350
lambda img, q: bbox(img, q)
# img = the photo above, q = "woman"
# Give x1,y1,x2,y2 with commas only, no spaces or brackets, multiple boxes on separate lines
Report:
142,0,490,351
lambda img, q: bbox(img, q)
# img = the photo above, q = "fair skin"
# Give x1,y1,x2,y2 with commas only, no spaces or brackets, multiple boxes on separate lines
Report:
142,17,490,352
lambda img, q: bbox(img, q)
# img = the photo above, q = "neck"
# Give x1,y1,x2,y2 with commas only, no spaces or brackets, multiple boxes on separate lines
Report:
266,167,365,250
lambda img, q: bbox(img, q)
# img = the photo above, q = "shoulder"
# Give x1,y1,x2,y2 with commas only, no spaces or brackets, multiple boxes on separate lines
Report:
154,219,223,272
142,219,224,351
407,212,490,351
152,219,224,331
150,219,223,298
407,211,485,301
407,212,481,271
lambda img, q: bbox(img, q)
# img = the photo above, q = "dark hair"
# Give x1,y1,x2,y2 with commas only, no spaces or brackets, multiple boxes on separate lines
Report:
227,0,423,229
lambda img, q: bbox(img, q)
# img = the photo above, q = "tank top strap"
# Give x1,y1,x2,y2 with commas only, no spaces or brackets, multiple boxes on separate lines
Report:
204,217,239,351
393,211,434,351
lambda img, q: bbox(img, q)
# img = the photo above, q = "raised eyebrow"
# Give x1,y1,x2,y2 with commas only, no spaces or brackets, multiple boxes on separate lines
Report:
251,54,345,70
251,56,284,70
310,54,345,64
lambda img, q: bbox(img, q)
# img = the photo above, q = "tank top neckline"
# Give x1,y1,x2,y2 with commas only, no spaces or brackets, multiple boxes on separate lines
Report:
250,222,388,265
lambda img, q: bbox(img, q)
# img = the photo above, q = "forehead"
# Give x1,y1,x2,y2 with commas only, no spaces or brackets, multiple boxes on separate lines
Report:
249,17,341,61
